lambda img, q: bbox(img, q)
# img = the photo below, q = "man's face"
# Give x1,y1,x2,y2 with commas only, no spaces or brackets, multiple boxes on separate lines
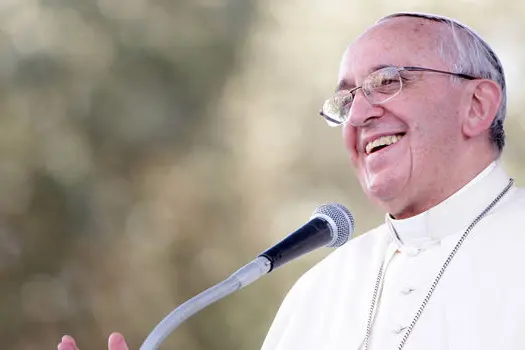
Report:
339,18,469,218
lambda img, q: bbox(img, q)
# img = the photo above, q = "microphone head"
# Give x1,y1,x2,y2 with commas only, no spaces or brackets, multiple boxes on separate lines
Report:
310,203,355,247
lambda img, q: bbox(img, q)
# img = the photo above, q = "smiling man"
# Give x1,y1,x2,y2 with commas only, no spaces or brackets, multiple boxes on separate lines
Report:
57,12,525,350
261,13,525,350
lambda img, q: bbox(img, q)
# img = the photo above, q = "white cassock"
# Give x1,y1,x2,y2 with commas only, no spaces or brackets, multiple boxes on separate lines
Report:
261,162,525,350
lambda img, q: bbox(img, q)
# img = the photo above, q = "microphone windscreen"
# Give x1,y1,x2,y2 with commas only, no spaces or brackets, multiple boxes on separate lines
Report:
311,203,355,247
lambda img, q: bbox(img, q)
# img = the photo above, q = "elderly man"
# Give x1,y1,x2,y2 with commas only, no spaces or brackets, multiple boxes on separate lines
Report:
58,12,525,350
261,13,525,350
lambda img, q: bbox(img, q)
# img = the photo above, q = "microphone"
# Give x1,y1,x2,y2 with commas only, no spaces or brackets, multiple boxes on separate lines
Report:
140,203,355,350
259,202,355,271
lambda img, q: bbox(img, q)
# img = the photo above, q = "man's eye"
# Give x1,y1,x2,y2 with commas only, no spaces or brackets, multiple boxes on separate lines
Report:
366,73,398,89
367,76,400,93
378,78,398,86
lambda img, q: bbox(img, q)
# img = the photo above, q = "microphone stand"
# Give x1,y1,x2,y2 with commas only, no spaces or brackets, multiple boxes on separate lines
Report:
140,256,272,350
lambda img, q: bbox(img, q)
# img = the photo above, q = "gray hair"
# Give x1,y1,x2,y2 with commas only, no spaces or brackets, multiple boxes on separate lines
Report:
378,13,506,153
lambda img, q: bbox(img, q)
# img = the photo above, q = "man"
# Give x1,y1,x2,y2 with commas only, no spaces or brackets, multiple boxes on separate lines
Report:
58,12,525,350
261,12,525,350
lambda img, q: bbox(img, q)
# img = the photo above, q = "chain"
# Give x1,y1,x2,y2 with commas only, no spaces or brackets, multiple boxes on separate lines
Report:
362,178,514,350
363,262,384,350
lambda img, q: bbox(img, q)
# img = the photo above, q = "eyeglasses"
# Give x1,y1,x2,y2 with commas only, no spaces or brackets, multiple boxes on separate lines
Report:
319,66,477,127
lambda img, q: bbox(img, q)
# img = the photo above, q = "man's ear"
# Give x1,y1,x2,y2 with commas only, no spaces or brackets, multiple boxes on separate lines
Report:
462,79,502,137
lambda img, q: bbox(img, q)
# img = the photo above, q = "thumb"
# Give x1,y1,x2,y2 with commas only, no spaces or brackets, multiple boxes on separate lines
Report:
108,333,129,350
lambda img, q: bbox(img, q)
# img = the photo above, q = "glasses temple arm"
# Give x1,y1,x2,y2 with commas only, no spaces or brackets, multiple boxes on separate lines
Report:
319,110,343,125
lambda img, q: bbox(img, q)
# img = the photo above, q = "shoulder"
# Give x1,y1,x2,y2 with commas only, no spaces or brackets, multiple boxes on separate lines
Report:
285,223,390,296
262,223,391,349
315,224,389,269
508,185,525,205
475,185,525,238
489,184,525,219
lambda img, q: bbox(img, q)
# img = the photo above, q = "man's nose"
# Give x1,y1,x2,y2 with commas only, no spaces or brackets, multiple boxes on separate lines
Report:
347,90,384,127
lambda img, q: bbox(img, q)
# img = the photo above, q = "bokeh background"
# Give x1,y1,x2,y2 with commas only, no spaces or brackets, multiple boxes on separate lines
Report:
1,0,524,349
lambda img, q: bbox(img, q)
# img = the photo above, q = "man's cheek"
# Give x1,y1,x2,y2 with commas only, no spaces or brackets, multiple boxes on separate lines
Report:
342,125,356,150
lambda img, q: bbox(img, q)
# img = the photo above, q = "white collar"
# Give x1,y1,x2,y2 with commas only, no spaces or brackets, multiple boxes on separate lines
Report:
385,161,511,249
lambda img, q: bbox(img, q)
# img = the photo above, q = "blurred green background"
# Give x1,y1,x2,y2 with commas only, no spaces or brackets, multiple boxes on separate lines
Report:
1,0,524,349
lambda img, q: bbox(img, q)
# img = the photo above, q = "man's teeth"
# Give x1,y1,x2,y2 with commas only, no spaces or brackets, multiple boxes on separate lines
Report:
366,134,404,154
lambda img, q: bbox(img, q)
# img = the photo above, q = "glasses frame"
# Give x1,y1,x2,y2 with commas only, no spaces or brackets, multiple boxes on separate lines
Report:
319,66,478,126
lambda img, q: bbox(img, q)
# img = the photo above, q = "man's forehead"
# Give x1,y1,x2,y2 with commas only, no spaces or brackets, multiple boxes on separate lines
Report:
362,16,446,44
337,17,447,83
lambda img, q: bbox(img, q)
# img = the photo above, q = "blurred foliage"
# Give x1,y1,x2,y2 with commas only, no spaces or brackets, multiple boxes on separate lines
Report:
0,0,260,349
1,0,525,349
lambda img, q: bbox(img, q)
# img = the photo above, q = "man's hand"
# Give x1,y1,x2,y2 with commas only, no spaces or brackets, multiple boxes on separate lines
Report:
57,333,129,350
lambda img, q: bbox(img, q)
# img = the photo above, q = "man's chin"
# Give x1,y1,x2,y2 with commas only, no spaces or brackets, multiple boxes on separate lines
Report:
363,177,407,207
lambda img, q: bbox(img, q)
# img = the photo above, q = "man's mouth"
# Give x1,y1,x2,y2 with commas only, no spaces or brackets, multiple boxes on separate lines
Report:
365,134,405,154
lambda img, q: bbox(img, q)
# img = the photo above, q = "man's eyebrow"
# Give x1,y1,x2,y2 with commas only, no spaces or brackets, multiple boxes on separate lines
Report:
335,64,395,92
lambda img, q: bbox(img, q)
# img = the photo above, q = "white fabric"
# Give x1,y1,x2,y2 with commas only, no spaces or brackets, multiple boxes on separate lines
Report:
262,163,525,350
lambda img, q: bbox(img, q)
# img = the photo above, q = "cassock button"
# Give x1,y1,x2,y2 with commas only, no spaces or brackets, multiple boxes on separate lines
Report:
401,287,415,295
404,247,420,257
393,325,408,334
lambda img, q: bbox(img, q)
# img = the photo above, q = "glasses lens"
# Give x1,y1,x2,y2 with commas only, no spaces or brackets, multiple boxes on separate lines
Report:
320,68,403,127
320,90,354,127
363,67,402,104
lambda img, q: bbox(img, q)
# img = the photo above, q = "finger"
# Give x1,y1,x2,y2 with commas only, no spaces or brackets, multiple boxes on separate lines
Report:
57,335,79,350
108,332,129,350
